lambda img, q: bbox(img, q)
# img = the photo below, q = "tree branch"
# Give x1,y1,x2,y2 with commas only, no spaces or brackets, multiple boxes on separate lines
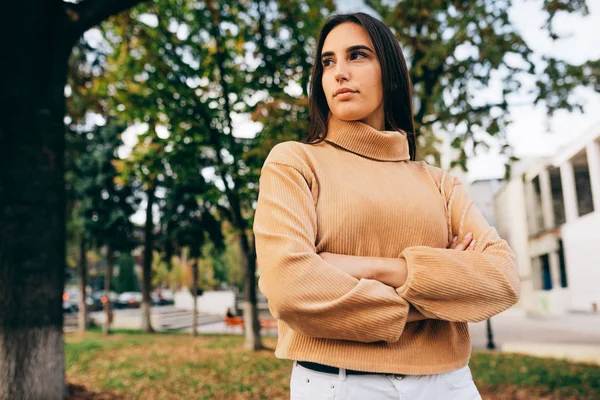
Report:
422,102,508,127
64,0,150,36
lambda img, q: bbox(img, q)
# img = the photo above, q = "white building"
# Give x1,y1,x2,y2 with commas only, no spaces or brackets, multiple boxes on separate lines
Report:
469,179,503,227
495,123,600,316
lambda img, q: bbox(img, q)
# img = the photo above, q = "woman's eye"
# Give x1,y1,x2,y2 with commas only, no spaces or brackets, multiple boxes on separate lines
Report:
350,51,367,60
322,58,334,67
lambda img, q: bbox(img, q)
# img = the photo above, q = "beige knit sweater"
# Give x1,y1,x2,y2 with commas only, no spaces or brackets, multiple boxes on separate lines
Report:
253,115,520,375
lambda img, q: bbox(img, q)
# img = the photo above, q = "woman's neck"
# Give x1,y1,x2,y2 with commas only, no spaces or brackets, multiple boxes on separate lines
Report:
324,114,410,162
358,105,385,130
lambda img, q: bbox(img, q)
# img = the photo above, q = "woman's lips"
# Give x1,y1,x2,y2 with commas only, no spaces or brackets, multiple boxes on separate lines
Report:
334,90,357,100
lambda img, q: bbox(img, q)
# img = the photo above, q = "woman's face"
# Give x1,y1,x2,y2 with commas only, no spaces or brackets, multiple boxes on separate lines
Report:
321,22,384,130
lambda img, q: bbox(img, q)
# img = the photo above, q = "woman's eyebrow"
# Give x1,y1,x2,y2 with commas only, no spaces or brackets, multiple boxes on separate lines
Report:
346,45,374,54
320,45,374,60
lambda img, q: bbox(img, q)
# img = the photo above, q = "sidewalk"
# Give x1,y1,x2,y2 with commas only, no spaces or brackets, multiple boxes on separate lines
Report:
183,321,279,336
469,308,600,364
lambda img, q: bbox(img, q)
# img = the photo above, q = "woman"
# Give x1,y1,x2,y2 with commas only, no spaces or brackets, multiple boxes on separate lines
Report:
253,12,520,400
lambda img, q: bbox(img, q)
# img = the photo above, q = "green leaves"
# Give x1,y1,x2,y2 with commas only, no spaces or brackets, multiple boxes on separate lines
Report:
535,57,600,115
66,120,139,255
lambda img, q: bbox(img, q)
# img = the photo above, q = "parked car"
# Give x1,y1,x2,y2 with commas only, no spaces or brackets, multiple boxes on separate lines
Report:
62,299,78,314
151,289,175,306
116,291,143,308
86,292,104,312
90,291,119,310
62,289,79,313
63,290,106,313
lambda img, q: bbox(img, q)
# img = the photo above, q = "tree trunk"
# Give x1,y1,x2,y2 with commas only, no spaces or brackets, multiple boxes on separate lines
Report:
238,229,262,351
141,186,155,333
0,4,73,398
224,190,261,351
78,237,89,332
0,1,149,398
103,247,114,335
192,260,199,337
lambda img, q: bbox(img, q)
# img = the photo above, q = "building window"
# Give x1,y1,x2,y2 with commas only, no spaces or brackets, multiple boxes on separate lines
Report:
558,240,568,288
549,167,566,226
540,254,552,291
574,150,595,217
532,254,553,291
532,176,545,232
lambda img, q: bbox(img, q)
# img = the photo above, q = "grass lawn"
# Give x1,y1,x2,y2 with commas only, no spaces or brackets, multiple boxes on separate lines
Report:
65,330,600,400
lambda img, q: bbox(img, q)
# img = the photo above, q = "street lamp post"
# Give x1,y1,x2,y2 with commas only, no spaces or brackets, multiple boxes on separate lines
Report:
486,318,496,350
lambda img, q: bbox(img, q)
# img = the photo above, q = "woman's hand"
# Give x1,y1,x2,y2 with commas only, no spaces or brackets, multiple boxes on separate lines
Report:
448,232,476,250
318,252,373,280
320,233,476,283
319,252,408,286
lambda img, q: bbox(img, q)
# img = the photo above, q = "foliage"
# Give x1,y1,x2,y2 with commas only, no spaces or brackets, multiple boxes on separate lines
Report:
91,0,334,234
152,247,219,291
114,252,140,293
151,250,171,288
67,121,139,254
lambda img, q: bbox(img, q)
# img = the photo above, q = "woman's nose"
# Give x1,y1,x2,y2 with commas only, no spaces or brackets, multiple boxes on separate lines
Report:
333,61,350,82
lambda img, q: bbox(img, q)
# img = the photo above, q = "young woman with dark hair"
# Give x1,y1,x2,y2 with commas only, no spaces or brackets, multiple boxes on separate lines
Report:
253,12,519,400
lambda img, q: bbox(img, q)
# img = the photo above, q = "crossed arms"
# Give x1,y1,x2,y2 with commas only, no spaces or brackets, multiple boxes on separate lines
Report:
253,160,520,343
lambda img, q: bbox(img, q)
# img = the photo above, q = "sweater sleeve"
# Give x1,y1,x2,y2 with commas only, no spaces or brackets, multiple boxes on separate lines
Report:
254,155,410,343
396,176,521,323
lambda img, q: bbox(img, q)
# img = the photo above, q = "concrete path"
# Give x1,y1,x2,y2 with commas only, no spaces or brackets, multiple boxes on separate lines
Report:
85,306,223,331
469,308,600,364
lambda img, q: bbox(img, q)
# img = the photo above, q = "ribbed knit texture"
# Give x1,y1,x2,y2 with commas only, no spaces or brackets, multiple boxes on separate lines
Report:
253,115,521,375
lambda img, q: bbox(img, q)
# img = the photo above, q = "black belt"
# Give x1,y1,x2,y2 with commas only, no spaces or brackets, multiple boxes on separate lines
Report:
298,361,384,376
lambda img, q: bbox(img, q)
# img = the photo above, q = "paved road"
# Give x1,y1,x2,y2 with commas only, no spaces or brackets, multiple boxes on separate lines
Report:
469,309,600,349
65,306,224,332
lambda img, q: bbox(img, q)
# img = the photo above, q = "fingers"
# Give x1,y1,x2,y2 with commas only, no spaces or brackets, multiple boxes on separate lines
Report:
448,236,458,249
448,232,476,250
467,239,477,250
461,232,473,249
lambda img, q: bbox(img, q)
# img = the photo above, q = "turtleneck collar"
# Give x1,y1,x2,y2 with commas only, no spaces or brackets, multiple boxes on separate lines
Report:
323,115,410,162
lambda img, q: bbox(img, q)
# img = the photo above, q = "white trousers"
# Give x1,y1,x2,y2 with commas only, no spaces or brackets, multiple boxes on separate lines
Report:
290,361,482,400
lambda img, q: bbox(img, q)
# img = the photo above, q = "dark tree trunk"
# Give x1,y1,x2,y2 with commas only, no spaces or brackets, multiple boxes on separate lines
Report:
0,1,148,398
0,3,74,398
191,260,199,337
78,237,89,332
141,186,155,333
103,247,114,335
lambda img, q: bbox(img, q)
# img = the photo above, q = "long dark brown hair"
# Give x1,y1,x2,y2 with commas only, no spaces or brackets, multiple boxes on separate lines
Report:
306,13,416,160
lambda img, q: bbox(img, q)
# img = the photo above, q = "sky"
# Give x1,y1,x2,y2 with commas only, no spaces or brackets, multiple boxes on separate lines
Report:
336,0,600,181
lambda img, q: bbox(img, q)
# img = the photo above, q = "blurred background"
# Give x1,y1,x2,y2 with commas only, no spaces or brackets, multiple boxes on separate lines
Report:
1,0,599,399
